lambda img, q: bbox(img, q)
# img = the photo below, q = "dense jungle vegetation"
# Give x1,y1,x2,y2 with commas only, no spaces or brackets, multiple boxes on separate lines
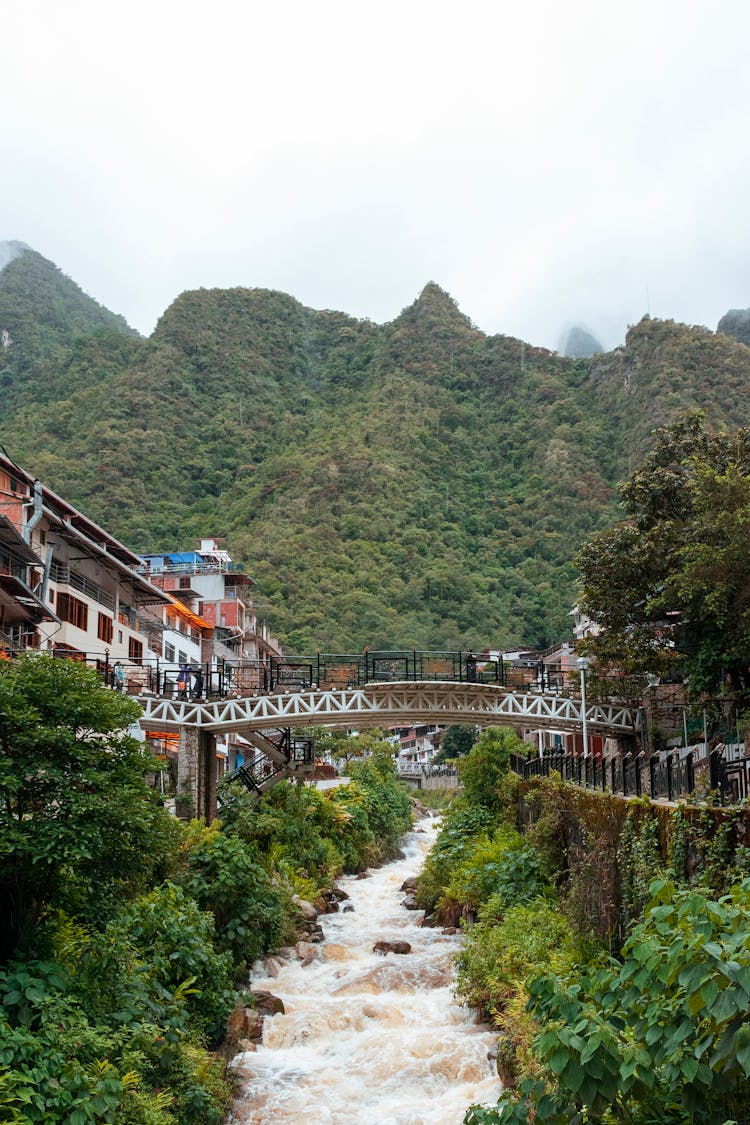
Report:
4,246,750,653
417,732,750,1124
0,654,411,1123
577,412,750,701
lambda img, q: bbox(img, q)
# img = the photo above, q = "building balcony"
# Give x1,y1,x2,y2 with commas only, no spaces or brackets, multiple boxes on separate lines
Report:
50,563,116,611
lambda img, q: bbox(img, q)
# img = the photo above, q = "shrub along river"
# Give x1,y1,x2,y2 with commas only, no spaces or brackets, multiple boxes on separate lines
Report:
228,816,501,1124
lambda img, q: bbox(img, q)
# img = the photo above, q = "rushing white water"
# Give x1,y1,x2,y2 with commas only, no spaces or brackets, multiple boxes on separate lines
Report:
229,817,501,1125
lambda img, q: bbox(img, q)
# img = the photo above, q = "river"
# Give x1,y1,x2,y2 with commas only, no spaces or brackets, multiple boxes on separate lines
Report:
228,816,502,1124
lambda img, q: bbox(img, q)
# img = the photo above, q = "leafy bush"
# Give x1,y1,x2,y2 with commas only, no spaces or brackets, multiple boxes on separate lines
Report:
470,877,750,1124
177,832,285,972
416,807,494,914
344,748,412,858
0,950,233,1125
443,831,547,916
0,961,127,1124
102,884,236,1044
456,898,576,1017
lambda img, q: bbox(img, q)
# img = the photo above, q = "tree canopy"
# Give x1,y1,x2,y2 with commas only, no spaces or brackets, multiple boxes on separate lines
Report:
576,412,750,698
0,653,177,959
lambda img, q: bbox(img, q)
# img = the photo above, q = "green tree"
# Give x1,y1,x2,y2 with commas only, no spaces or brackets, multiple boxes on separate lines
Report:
434,725,477,763
313,727,391,766
577,412,750,697
458,728,525,814
0,654,178,960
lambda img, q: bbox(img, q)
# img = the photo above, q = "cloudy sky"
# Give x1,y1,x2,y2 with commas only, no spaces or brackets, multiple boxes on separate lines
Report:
3,0,749,350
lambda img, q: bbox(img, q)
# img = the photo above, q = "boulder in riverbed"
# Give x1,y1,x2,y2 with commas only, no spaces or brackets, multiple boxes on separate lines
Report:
295,940,322,965
373,940,412,955
291,894,319,921
251,991,285,1017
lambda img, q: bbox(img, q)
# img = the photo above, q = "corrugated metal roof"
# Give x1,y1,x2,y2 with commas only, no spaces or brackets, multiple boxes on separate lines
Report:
166,594,212,631
0,515,43,565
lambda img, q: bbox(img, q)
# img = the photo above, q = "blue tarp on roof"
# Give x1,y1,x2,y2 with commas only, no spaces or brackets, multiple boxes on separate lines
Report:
165,552,199,564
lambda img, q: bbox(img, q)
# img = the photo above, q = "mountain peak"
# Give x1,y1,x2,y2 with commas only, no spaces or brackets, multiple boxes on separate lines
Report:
394,282,475,335
0,241,31,272
717,307,750,348
561,324,603,358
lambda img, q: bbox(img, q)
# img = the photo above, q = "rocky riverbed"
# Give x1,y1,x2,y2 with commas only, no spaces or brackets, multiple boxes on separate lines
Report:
227,817,501,1124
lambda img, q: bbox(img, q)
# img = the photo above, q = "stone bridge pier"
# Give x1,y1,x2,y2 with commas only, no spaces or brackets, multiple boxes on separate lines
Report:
177,727,217,821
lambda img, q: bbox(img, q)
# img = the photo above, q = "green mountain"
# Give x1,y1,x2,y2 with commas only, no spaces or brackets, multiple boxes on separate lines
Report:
2,250,749,655
0,244,139,421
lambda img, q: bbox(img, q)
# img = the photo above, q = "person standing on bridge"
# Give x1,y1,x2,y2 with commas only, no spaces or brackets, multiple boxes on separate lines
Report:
178,663,191,700
466,651,477,682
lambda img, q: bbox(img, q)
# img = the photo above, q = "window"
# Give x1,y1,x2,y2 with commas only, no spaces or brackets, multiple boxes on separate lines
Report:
178,650,188,664
97,613,113,644
57,592,88,631
179,577,191,589
164,642,176,662
129,637,143,664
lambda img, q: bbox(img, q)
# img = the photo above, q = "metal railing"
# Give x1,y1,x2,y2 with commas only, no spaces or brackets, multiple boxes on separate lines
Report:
512,751,641,794
0,644,616,704
512,747,750,806
709,748,750,804
49,563,116,610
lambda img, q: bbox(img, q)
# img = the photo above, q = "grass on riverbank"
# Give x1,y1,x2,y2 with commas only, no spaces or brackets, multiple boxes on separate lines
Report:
408,785,457,811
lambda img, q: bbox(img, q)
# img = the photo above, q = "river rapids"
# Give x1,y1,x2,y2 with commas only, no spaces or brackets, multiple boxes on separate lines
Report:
228,816,501,1124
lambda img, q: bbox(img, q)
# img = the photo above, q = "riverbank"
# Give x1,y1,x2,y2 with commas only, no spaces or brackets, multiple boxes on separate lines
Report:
228,817,501,1124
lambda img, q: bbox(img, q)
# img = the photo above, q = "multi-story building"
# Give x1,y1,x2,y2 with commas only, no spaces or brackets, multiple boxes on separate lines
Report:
0,454,170,674
139,538,283,692
393,723,443,770
0,458,287,793
0,510,55,653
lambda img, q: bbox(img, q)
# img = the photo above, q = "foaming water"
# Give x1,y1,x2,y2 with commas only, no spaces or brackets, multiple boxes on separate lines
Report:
229,818,501,1124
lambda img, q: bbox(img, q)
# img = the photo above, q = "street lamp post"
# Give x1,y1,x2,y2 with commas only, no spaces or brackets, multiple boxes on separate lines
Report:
577,657,590,759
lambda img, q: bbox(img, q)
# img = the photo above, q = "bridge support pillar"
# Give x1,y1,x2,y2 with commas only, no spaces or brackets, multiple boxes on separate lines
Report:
177,727,217,822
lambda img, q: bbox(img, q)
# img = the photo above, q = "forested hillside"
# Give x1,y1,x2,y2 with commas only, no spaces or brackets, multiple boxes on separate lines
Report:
2,247,749,653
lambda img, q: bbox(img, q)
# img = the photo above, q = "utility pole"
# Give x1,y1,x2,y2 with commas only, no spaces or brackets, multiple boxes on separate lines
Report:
577,657,590,759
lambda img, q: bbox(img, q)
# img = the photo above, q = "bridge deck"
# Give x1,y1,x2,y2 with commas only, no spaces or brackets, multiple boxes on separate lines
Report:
138,680,637,737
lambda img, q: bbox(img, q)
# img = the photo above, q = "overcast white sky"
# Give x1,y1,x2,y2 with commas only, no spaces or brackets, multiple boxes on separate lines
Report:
2,0,750,351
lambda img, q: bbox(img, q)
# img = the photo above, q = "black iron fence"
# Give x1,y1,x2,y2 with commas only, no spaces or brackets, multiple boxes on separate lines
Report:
512,746,750,806
31,648,519,699
4,646,616,701
510,750,700,801
516,751,643,795
709,749,750,804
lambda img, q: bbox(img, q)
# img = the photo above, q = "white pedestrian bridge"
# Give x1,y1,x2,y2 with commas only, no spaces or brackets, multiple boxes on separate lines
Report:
138,680,638,738
138,681,639,822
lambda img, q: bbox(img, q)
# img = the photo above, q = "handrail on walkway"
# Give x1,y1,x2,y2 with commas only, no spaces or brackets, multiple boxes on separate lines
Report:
511,748,750,807
11,648,594,699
